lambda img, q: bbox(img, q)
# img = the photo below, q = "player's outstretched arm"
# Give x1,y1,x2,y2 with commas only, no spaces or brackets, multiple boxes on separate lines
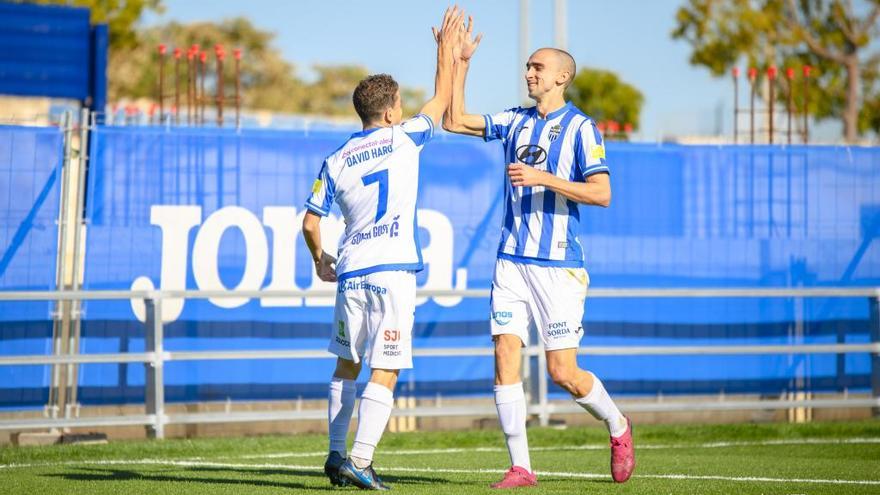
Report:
419,7,461,127
443,15,485,137
302,211,337,282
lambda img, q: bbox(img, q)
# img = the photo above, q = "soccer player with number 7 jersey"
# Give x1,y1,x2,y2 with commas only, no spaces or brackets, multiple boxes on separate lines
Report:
443,16,636,489
300,6,462,491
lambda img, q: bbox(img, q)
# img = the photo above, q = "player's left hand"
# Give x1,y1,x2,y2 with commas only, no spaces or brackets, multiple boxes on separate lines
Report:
508,163,547,187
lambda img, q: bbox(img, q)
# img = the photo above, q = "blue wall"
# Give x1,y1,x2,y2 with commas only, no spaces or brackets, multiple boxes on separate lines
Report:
1,125,878,408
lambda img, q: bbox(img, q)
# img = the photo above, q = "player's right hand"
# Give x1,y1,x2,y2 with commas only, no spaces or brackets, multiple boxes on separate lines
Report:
432,6,464,51
315,251,338,282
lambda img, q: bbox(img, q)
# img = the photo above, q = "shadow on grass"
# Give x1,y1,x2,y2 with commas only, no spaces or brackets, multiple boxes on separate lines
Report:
540,477,616,485
43,465,451,490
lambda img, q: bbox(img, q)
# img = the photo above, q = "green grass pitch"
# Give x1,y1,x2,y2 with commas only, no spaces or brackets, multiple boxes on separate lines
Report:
2,420,879,494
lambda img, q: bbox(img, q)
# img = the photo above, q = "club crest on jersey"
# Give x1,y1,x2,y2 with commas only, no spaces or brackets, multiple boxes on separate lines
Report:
548,124,562,142
516,144,547,165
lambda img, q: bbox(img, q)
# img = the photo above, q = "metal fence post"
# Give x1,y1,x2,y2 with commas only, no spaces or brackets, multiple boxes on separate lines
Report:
144,297,166,439
65,108,92,420
870,295,880,417
48,111,75,424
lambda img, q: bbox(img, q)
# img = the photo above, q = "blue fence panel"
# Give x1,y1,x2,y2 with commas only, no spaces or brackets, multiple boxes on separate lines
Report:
0,3,107,111
0,125,64,409
61,127,880,407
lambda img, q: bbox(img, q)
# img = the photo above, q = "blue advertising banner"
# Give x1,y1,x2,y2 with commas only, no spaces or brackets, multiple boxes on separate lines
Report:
0,126,64,408
8,125,880,408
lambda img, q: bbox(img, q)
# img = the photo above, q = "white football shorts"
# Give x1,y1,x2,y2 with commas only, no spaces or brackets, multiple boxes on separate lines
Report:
328,270,416,369
490,258,589,351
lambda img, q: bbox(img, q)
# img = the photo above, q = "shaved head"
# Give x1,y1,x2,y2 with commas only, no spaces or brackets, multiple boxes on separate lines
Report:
532,48,576,88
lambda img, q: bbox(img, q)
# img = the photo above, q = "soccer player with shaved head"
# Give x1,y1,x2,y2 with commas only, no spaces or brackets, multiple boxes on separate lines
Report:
444,20,635,488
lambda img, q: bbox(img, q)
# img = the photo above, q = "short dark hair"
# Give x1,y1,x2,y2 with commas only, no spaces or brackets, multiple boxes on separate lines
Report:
352,74,399,124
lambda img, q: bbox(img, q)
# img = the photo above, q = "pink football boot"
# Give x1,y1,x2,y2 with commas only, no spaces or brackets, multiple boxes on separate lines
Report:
610,416,636,483
490,466,538,489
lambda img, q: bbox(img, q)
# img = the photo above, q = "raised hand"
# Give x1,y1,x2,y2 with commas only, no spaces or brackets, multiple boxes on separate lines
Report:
432,6,464,46
458,15,483,61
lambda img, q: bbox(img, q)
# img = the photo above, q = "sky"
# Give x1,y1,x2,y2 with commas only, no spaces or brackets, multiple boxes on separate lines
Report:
143,0,838,141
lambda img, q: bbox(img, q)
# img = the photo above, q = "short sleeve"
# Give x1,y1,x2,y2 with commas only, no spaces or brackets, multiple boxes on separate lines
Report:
304,161,335,216
483,107,519,142
574,120,609,179
401,114,434,147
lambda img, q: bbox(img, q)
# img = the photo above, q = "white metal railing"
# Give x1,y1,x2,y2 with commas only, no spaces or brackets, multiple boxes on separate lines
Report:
0,288,878,438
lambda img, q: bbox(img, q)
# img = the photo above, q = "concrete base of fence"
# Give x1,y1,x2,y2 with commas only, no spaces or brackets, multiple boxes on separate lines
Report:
11,431,62,446
0,392,875,446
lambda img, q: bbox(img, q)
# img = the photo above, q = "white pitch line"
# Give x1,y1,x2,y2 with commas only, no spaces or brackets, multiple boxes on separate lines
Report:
0,458,878,486
232,437,880,460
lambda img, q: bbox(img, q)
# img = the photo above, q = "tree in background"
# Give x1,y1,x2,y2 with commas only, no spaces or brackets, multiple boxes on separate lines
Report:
110,18,301,111
111,17,424,118
672,0,880,143
566,68,644,133
21,1,424,119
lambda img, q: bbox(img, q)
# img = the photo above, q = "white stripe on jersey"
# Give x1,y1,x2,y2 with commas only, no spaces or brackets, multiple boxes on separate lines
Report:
484,102,609,268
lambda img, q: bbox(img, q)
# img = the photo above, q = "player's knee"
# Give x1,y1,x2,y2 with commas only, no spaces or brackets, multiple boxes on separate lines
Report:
333,358,361,380
548,364,577,390
494,336,521,363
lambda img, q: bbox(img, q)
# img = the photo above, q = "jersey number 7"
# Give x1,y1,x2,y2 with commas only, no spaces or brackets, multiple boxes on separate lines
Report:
361,169,389,223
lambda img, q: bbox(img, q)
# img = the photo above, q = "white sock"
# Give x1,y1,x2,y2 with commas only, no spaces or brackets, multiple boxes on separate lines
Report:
350,382,394,465
494,383,531,472
328,377,357,455
575,373,627,437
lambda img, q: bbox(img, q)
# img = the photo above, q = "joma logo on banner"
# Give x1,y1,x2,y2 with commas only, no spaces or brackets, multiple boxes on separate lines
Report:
130,205,468,323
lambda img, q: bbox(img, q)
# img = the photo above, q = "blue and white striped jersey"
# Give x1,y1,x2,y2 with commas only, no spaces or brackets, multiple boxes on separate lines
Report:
483,102,609,268
305,114,434,280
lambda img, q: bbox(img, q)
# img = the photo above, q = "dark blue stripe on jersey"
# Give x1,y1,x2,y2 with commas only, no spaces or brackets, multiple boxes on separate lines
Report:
498,251,583,268
506,110,531,164
514,113,546,256
499,112,532,251
537,110,577,259
566,154,584,261
592,119,604,145
501,169,514,250
573,121,589,177
338,262,423,281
